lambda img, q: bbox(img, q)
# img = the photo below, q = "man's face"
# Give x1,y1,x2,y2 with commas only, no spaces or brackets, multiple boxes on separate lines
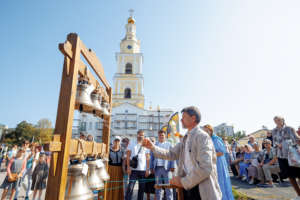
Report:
181,112,195,129
137,132,144,141
158,132,166,142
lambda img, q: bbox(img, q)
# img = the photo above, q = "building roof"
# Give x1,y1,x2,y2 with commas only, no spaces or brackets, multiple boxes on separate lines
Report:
238,129,268,146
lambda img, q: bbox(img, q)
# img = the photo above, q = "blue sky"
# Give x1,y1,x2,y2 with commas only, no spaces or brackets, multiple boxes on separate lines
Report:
1,1,300,133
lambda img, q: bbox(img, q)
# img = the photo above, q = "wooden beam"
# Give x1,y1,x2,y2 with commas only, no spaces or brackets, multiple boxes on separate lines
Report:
79,38,111,90
43,141,62,152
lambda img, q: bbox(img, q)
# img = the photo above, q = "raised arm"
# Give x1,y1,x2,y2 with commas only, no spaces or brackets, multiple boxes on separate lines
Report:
143,138,181,161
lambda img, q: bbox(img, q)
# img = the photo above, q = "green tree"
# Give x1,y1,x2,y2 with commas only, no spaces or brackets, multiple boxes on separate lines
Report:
233,130,247,141
36,118,52,129
35,118,53,144
3,121,36,145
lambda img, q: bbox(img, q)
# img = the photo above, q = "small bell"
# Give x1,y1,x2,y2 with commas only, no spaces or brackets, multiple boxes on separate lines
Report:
91,90,103,115
87,159,105,190
75,79,95,113
65,163,94,200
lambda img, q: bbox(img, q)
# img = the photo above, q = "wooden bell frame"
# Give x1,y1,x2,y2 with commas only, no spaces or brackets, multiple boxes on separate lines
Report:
44,33,112,200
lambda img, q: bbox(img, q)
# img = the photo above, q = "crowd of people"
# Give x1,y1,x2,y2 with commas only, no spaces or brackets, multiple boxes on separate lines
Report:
0,107,299,200
0,141,50,200
107,107,300,200
228,116,300,198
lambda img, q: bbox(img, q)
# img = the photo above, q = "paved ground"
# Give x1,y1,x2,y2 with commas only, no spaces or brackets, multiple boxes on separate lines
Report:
231,175,298,200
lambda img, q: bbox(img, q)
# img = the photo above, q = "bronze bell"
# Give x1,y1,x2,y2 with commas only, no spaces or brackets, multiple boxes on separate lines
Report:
87,160,105,190
65,163,94,200
75,80,94,112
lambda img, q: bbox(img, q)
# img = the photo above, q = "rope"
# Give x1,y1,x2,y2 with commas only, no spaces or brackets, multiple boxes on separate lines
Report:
104,177,170,183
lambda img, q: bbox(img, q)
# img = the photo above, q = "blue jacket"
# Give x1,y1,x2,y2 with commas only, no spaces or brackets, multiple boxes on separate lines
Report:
150,141,175,171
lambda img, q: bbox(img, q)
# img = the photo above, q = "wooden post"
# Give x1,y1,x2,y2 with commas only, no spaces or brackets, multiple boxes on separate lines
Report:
98,87,112,200
45,34,80,200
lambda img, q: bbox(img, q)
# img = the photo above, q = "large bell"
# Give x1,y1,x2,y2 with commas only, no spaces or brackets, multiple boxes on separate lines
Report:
75,80,95,112
87,160,105,190
65,163,94,200
97,159,110,181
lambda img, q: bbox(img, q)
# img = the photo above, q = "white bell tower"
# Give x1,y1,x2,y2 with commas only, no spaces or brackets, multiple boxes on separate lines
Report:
112,10,145,109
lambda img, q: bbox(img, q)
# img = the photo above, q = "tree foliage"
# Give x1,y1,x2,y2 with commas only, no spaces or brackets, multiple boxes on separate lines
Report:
2,119,53,145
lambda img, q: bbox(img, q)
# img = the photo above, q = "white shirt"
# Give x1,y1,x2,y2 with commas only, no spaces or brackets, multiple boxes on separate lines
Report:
183,128,196,175
128,141,149,171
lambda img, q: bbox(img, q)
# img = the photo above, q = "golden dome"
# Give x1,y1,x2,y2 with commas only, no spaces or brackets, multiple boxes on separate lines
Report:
128,16,135,24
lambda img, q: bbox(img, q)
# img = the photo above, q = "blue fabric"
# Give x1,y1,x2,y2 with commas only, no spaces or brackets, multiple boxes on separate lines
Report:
239,153,252,177
211,135,234,200
26,156,33,169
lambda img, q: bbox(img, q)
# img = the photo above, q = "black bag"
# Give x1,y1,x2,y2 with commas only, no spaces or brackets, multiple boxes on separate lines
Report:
130,146,142,168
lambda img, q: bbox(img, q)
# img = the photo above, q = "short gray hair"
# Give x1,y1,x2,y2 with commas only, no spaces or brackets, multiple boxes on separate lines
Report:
181,106,201,124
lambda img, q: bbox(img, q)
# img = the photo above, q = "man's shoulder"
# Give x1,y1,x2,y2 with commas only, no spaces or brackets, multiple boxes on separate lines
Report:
194,127,210,138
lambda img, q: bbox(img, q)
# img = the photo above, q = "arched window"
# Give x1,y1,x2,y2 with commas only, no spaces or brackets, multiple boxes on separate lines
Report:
125,63,133,74
124,88,131,98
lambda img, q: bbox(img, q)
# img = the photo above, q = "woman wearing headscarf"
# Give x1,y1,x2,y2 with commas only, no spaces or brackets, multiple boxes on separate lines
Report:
203,124,234,200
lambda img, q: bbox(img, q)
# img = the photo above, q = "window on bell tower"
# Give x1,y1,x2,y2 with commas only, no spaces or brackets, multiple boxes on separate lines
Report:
124,88,131,98
125,63,133,74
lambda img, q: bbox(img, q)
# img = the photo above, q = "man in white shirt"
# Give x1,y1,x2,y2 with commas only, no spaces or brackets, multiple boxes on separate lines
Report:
125,130,150,200
150,130,175,200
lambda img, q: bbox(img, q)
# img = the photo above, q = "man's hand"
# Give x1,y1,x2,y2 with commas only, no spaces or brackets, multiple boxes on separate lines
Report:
142,138,155,150
170,176,183,188
145,170,149,177
18,173,22,178
127,168,131,176
278,144,282,149
170,168,175,172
